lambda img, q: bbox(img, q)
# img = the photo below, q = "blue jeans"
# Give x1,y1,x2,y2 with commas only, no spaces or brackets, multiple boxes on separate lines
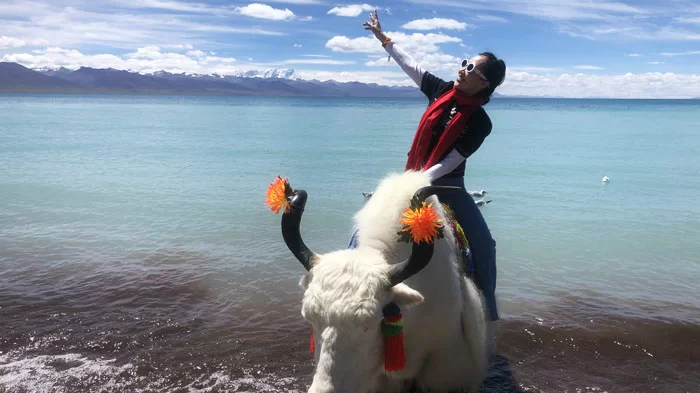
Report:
347,176,499,321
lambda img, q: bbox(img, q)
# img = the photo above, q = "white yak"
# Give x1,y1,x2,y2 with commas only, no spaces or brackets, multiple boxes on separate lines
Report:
277,170,492,393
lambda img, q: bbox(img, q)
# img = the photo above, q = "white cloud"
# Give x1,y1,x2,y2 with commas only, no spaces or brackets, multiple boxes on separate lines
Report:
404,0,700,43
327,31,462,74
560,22,700,41
294,43,303,47
475,14,508,23
562,24,700,42
0,35,26,49
2,47,122,70
0,1,53,19
293,69,414,86
406,52,461,73
163,44,195,50
653,27,700,41
1,46,239,75
660,50,700,56
127,45,165,59
302,54,331,58
191,26,286,36
575,65,604,70
405,0,645,21
326,36,384,53
265,0,324,3
117,0,229,14
498,71,700,99
509,66,562,73
674,16,700,25
0,2,284,50
326,31,461,54
235,3,296,20
625,53,642,57
0,35,48,48
327,4,374,17
366,51,461,73
647,61,664,65
187,50,206,57
402,18,468,31
281,59,355,65
364,57,392,67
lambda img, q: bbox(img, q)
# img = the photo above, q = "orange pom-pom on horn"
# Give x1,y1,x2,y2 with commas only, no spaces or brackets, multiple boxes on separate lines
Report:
398,201,444,244
265,176,293,214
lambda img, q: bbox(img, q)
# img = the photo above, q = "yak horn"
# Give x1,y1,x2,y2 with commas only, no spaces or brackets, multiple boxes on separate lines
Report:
281,190,317,271
387,185,460,287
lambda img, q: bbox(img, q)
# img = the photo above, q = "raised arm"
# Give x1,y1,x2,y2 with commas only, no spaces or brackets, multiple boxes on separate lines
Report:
384,43,425,88
363,9,425,88
363,9,451,98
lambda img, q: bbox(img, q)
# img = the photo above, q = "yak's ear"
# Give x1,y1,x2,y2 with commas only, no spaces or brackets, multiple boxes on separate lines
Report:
299,273,310,290
390,283,424,309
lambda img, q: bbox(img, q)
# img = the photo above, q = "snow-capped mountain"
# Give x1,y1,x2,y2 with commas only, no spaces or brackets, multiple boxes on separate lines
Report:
0,62,421,98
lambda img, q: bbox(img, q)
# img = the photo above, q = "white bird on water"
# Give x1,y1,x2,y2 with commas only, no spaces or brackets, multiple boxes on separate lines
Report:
469,190,487,197
475,199,492,207
602,176,610,183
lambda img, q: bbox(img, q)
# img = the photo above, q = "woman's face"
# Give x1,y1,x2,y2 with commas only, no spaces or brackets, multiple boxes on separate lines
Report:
454,55,490,96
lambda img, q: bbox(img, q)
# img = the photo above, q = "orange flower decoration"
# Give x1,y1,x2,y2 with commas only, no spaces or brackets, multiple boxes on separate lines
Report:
265,176,293,214
399,201,444,244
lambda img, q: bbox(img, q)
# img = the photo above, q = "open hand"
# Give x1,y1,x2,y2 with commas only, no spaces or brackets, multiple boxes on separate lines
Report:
362,9,383,39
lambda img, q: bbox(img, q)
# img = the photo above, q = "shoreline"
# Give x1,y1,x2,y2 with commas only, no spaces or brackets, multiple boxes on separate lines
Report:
2,310,698,392
2,264,699,393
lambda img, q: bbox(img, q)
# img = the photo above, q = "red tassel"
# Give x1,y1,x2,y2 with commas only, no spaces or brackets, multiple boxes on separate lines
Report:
384,331,406,372
310,331,315,354
382,303,406,372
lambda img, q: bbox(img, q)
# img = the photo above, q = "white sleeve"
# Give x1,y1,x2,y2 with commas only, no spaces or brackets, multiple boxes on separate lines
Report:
384,42,425,88
424,148,467,182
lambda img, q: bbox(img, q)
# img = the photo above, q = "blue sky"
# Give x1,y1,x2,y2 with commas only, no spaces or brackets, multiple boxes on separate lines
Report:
1,0,700,97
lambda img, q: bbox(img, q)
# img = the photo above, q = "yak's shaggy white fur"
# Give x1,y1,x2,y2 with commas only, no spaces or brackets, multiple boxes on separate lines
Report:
299,171,490,393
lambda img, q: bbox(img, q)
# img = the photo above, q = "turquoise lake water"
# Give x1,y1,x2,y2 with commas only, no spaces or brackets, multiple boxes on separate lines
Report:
1,94,699,392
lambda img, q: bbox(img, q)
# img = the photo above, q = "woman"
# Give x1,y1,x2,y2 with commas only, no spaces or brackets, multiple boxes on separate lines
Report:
353,10,506,323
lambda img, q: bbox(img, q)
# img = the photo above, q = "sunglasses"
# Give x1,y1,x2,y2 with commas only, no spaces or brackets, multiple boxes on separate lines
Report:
461,59,489,85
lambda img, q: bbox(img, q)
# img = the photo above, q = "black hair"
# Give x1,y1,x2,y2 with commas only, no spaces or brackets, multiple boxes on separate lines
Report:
475,52,506,103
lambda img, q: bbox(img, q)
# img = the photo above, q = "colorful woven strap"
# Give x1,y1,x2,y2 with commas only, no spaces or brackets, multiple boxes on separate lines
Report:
441,203,474,276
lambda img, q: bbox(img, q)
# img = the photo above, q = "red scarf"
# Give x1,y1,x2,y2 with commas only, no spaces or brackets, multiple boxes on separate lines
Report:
405,87,484,171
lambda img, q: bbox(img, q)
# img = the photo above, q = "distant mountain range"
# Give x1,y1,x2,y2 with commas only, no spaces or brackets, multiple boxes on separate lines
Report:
0,62,423,98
